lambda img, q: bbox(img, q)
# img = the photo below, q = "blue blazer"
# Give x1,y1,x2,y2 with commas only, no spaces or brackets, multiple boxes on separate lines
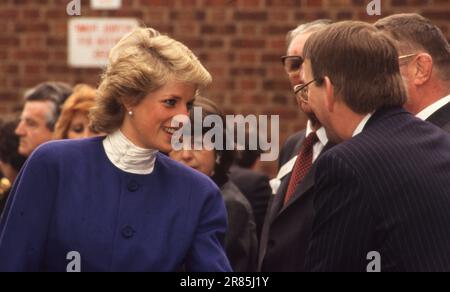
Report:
305,107,450,272
0,137,231,272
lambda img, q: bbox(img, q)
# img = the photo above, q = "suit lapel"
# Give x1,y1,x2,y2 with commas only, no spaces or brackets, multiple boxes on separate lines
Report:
277,142,335,215
268,173,291,225
267,134,306,225
279,165,316,213
426,101,450,129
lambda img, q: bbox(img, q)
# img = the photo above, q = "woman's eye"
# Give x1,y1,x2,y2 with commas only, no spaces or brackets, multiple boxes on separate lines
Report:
71,125,84,133
187,102,194,111
164,99,177,107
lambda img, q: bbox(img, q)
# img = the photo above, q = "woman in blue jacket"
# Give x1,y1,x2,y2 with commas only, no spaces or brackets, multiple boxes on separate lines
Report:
0,27,231,272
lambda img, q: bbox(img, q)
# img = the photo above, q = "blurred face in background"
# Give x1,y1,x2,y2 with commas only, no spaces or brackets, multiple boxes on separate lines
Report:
286,32,313,88
67,111,100,139
15,101,54,157
169,147,216,177
285,32,319,122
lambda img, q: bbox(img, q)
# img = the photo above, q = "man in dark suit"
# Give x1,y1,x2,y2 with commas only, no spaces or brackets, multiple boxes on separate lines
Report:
375,14,450,133
302,21,450,272
229,147,272,240
258,20,333,272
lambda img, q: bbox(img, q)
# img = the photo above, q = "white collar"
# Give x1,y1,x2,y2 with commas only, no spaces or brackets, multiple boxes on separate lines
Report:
352,113,374,137
305,120,328,146
416,94,450,121
103,130,158,175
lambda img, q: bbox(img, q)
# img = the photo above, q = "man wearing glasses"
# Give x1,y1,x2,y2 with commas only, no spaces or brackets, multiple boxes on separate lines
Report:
258,20,333,272
302,21,450,272
375,14,450,133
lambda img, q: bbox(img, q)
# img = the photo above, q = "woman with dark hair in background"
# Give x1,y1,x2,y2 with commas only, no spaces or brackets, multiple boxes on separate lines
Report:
170,96,258,272
0,27,231,272
0,118,27,214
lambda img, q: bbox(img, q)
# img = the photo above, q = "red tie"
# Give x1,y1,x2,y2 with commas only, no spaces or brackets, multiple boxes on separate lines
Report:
284,132,318,205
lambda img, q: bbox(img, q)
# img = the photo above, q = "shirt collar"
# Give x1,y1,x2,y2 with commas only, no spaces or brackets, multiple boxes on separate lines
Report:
306,120,328,146
352,112,374,137
416,94,450,121
103,130,158,175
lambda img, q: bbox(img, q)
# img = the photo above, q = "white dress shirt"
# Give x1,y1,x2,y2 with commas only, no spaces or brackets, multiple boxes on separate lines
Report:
103,130,158,175
352,113,374,137
416,94,450,121
270,121,328,194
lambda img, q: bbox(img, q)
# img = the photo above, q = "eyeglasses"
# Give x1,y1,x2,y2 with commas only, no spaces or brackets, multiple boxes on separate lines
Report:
398,53,418,66
281,55,304,74
398,53,418,60
294,79,317,103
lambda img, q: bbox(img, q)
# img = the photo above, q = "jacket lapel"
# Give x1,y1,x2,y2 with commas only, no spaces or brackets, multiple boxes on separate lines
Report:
277,142,335,215
426,101,450,128
268,172,291,225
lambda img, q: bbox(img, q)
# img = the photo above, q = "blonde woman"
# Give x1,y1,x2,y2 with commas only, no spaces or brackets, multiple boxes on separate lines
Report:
0,28,231,272
53,84,103,140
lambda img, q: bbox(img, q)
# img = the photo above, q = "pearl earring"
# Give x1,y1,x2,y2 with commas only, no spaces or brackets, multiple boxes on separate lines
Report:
128,110,133,116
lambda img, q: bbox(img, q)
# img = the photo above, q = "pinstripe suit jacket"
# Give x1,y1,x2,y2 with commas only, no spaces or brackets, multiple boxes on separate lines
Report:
427,101,450,133
305,107,450,272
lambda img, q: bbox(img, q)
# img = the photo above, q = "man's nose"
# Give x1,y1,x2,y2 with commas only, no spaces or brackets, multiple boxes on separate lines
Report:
15,121,26,136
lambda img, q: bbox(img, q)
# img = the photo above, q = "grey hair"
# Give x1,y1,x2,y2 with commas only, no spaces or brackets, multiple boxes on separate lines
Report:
286,19,333,48
24,81,73,130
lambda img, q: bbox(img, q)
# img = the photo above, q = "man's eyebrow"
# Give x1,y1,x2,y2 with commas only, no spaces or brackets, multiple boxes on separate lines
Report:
24,117,38,124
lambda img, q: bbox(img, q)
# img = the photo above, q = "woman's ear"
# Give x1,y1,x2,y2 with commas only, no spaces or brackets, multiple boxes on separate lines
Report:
414,53,433,85
323,76,335,113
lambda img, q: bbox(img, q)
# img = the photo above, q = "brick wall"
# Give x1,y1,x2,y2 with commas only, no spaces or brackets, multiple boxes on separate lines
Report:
0,0,449,175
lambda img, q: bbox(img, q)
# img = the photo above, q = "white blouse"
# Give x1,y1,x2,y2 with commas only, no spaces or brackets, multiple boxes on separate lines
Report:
103,130,158,175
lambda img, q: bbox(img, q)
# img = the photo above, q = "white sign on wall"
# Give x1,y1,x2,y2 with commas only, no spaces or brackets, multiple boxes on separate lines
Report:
68,18,138,68
91,0,122,10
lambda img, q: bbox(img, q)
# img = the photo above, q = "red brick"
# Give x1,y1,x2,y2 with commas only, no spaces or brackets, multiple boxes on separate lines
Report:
0,91,18,101
306,0,322,7
234,11,267,21
203,0,235,7
229,67,266,76
14,23,49,33
140,0,176,6
0,37,19,46
179,0,199,7
201,24,236,34
237,53,258,63
22,9,41,19
24,64,43,74
266,0,302,7
237,0,261,8
0,10,19,18
231,94,268,104
422,11,450,21
231,39,266,49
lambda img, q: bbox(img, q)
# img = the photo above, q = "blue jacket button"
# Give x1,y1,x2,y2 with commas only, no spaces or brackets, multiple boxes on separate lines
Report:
127,180,139,192
121,226,135,239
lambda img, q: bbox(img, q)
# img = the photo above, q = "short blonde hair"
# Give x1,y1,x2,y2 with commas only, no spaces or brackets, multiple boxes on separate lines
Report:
54,84,97,140
90,27,212,134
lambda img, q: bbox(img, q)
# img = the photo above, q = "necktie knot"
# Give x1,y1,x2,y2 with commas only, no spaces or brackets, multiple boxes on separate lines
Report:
303,132,318,149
